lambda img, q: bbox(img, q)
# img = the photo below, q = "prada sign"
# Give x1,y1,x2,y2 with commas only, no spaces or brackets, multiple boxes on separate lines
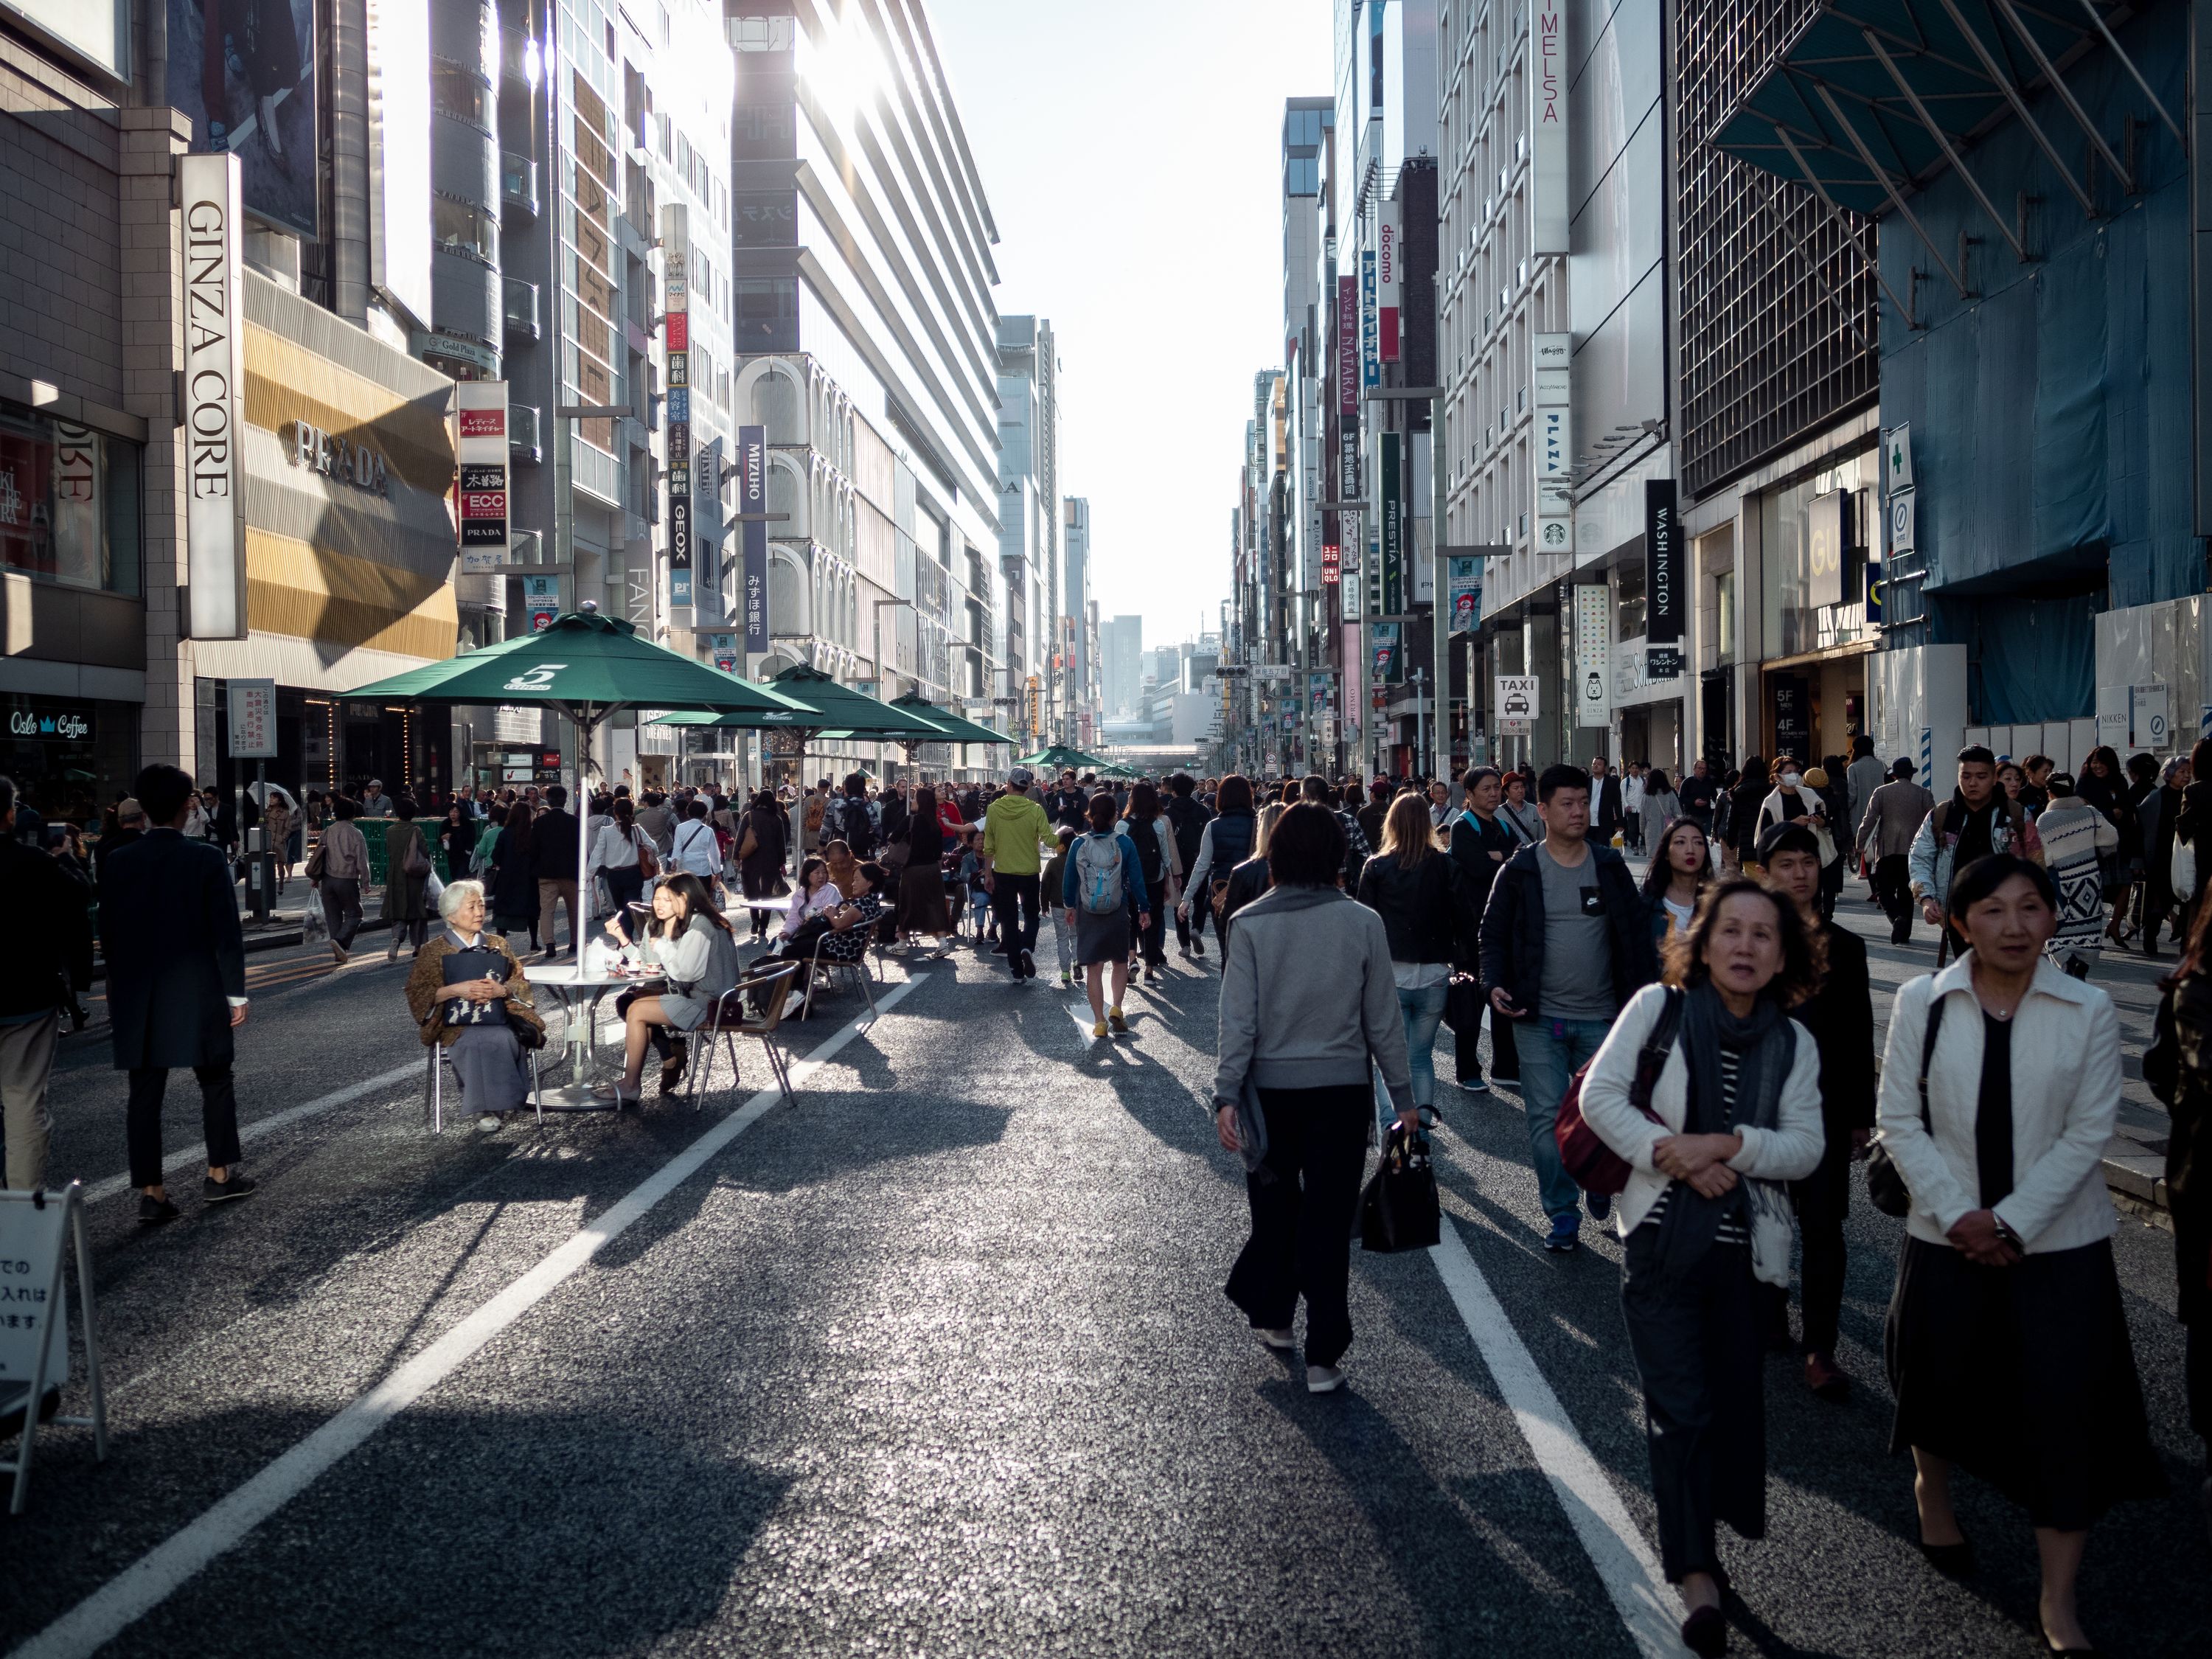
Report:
180,153,248,639
281,420,391,495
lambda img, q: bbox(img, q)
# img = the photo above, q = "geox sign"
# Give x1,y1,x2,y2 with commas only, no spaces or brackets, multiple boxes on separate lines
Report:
179,153,248,639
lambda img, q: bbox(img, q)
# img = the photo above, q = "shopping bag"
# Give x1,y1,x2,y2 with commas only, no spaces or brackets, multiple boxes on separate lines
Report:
1360,1124,1441,1252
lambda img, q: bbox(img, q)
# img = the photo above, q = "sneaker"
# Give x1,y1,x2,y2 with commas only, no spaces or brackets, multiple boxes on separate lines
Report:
1020,948,1036,979
1804,1352,1851,1402
1060,970,1073,988
202,1172,259,1203
1192,939,1206,958
1543,1214,1580,1253
1585,1189,1613,1222
1460,1076,1489,1093
1092,1018,1108,1040
931,939,956,959
137,1193,181,1226
1107,1006,1127,1035
1253,1326,1296,1351
1305,1364,1347,1394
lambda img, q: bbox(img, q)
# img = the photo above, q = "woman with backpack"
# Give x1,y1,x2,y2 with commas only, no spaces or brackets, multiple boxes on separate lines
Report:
1576,880,1826,1656
1356,792,1461,1135
1180,773,1257,960
1116,781,1180,981
1062,793,1152,1038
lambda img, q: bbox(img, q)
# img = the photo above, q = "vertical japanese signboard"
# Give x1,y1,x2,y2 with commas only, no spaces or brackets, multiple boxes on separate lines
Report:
455,381,509,571
180,153,248,639
1531,0,1568,254
1574,584,1611,728
1534,332,1573,554
1337,275,1358,419
739,423,768,653
709,633,738,672
226,678,277,758
521,574,560,631
664,208,692,611
1360,245,1380,389
1447,556,1483,636
1380,430,1404,616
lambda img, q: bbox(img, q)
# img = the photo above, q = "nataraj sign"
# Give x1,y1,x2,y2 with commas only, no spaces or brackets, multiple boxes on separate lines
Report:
179,153,248,639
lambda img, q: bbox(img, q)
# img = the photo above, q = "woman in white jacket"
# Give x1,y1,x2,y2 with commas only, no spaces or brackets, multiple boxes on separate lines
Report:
1579,879,1826,1657
1876,854,2161,1656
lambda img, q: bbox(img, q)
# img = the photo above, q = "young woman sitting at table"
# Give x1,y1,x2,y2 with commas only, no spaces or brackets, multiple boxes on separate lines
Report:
594,873,739,1103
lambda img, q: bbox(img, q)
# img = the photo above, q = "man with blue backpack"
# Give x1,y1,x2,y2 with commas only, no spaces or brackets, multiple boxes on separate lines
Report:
1063,793,1152,1037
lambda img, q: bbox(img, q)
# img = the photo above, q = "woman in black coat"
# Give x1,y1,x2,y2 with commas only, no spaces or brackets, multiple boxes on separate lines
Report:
737,791,791,942
2143,905,2212,1537
1356,792,1461,1134
487,802,539,948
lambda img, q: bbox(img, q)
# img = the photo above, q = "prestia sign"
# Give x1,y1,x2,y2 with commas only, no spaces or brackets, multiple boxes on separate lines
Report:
179,153,248,640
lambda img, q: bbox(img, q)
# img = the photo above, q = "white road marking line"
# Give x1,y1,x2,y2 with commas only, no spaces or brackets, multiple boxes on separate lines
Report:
14,976,924,1659
1427,1218,1685,1657
78,1062,422,1205
80,1017,636,1205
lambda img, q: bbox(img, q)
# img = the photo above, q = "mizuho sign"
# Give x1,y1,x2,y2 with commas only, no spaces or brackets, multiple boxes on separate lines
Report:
179,154,248,640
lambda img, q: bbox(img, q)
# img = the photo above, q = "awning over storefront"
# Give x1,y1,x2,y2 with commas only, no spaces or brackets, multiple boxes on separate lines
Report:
1712,1,2177,305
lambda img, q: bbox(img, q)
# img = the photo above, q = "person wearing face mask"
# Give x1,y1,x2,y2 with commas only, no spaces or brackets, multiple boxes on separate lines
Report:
1754,758,1827,855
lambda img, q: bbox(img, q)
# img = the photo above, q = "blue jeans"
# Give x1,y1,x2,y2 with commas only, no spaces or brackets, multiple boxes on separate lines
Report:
1514,1016,1613,1221
1377,980,1450,1133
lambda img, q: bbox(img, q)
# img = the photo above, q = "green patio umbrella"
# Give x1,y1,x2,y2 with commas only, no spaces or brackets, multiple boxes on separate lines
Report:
887,692,1013,748
1017,744,1116,774
653,663,949,783
341,605,813,981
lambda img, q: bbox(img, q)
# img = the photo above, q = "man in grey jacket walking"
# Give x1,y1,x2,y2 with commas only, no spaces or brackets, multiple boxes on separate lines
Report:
1854,759,1935,944
1213,803,1413,1394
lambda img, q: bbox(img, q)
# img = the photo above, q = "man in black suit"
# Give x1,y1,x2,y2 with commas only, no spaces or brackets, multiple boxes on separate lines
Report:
529,783,580,957
1444,766,1520,1091
1589,755,1626,846
100,764,255,1224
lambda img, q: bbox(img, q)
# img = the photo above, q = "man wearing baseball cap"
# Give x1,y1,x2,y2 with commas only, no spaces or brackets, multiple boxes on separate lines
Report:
981,766,1053,979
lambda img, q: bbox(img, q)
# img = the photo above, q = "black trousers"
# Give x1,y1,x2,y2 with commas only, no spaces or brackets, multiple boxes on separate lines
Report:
1132,901,1166,965
1225,1083,1370,1367
1789,1131,1853,1357
319,877,363,948
1621,1229,1766,1582
992,872,1041,957
1453,990,1517,1083
127,1064,240,1189
1874,854,1913,942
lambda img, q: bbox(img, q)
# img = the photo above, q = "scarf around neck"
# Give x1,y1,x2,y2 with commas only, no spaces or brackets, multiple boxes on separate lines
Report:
1652,982,1792,1271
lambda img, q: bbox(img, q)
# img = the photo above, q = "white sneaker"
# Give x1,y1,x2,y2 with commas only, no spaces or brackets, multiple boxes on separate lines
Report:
477,1113,501,1131
1305,1364,1346,1394
1254,1326,1295,1351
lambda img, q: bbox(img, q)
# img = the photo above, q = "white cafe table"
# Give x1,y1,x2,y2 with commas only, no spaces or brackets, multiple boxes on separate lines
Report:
521,962,665,1110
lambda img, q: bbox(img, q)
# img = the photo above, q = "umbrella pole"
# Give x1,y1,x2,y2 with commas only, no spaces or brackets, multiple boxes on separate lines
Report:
576,703,594,975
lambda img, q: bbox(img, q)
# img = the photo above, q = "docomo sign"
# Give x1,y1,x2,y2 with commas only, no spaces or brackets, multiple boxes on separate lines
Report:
180,153,248,640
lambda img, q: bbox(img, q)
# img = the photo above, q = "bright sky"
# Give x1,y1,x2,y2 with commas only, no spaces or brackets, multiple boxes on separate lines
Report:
928,0,1334,657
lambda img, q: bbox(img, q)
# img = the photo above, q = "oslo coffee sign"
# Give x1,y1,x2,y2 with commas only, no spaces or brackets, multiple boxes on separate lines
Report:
180,154,248,641
9,706,95,742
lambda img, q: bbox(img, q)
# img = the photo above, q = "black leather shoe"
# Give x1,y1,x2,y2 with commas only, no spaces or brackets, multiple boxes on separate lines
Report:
138,1194,180,1225
1680,1604,1728,1656
202,1172,259,1204
1918,1537,1975,1579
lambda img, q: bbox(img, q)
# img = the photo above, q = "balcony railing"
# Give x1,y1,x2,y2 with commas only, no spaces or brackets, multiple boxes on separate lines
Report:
501,152,538,218
501,278,540,341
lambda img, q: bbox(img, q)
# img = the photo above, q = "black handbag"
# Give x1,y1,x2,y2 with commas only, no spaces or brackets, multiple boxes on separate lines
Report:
1868,996,1947,1217
1444,972,1484,1037
1360,1124,1441,1252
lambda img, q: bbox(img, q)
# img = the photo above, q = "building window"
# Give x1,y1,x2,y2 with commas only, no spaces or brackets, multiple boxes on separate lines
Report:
434,196,498,263
731,191,797,247
431,61,493,131
734,277,799,351
0,407,140,596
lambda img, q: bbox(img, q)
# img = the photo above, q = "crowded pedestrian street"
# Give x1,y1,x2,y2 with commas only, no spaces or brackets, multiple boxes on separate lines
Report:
1,846,2204,1658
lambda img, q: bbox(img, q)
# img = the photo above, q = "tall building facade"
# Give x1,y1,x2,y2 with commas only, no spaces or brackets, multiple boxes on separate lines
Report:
723,0,1007,785
995,313,1054,743
1100,613,1142,719
1062,495,1099,742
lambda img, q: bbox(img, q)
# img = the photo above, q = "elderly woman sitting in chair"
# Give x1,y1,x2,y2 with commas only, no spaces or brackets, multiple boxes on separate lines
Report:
404,879,546,1131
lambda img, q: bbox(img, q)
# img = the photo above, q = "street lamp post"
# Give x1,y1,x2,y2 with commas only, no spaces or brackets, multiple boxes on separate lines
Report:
872,596,914,780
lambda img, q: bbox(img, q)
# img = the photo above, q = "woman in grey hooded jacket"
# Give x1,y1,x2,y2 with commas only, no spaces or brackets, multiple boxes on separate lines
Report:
1213,802,1415,1396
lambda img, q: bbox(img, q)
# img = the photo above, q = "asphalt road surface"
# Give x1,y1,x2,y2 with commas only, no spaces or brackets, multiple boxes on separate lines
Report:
4,905,2208,1658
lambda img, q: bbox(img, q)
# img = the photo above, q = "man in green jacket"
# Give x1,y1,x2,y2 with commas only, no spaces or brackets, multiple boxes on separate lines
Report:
981,766,1053,979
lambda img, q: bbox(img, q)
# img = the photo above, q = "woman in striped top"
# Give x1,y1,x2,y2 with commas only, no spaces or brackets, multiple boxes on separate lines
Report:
1578,880,1826,1656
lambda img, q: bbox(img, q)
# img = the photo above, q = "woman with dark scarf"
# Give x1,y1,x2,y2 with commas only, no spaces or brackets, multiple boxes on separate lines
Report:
1578,879,1826,1656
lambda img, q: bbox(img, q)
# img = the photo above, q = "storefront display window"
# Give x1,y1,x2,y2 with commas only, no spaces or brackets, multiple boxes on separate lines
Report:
1760,451,1873,659
0,406,141,595
1,695,138,825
